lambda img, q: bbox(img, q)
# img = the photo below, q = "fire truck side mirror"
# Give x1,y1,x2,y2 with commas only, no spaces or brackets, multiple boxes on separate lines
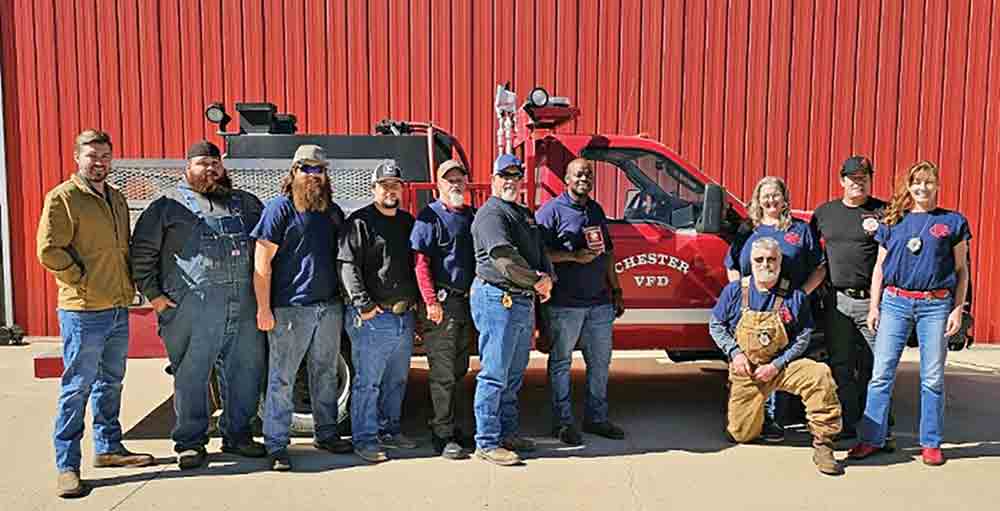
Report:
698,184,725,234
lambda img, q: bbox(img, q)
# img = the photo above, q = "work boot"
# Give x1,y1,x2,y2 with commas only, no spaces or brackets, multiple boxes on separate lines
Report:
501,436,536,452
355,446,389,463
56,470,84,498
812,442,843,475
270,449,292,471
221,439,267,458
93,446,155,468
583,421,626,440
475,447,522,466
554,425,584,446
313,437,354,454
379,433,418,449
848,442,882,460
177,448,207,470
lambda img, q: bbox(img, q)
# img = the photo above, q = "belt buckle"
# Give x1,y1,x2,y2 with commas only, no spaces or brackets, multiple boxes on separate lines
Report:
501,292,513,309
391,301,410,315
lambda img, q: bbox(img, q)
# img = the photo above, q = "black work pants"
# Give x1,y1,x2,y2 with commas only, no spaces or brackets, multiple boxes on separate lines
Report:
418,294,474,439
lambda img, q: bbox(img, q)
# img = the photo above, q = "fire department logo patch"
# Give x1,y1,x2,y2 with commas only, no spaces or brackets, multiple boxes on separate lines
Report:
930,223,951,239
583,226,605,254
784,232,802,246
779,306,792,323
862,217,879,234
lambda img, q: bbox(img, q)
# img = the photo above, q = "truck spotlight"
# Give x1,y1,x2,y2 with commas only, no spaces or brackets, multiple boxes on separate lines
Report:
527,87,549,108
204,102,232,132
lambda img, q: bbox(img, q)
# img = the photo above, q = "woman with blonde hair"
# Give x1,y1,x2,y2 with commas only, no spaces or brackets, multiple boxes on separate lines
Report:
849,161,970,466
724,176,825,442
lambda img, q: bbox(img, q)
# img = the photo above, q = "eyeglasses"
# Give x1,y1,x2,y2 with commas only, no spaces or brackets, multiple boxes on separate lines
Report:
298,164,326,175
752,256,778,264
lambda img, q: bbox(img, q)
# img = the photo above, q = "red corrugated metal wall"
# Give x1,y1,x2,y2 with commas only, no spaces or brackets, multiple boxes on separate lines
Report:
2,0,998,341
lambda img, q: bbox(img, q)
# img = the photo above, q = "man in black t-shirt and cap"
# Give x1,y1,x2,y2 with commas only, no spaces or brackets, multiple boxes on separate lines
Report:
469,154,555,466
810,155,893,445
339,161,420,463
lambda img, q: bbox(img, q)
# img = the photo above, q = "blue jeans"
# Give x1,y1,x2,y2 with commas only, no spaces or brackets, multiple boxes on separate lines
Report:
859,290,952,448
470,280,534,450
158,286,265,452
263,302,344,454
345,306,414,450
543,303,614,426
53,308,130,472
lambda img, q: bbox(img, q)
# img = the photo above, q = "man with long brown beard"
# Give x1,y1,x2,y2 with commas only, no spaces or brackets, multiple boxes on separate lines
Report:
131,140,267,470
251,145,351,471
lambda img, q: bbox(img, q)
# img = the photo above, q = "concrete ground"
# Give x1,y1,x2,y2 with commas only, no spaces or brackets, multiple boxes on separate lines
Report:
3,341,999,511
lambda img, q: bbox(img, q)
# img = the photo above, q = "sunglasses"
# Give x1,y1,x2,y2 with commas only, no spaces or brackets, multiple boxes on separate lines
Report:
299,164,326,175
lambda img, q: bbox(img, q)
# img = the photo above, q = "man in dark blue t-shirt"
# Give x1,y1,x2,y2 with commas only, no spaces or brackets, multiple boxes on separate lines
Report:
410,159,476,460
535,158,626,446
251,144,351,471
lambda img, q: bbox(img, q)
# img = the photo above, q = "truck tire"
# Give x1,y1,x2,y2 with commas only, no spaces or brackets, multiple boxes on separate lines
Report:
260,350,352,436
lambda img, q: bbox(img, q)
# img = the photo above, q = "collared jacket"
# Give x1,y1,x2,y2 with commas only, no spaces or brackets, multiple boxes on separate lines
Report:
36,173,135,310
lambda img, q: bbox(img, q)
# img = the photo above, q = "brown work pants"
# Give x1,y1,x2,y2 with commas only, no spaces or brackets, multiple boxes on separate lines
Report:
727,358,843,444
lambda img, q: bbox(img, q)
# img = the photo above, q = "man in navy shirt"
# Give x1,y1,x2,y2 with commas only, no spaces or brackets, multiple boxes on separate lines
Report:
536,158,626,445
709,237,843,475
409,159,476,460
470,154,555,466
252,145,351,471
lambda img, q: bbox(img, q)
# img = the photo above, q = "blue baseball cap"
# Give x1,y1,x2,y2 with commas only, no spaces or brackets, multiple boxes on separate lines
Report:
493,154,524,177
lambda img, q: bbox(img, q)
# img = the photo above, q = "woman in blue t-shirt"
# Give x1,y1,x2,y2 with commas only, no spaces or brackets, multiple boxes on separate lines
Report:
849,161,971,467
724,176,825,441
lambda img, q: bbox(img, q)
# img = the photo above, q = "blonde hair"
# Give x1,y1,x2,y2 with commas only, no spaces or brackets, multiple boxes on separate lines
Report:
883,160,940,226
747,176,792,231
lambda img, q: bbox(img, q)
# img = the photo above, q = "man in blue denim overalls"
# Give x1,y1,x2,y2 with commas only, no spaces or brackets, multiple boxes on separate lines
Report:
131,140,267,470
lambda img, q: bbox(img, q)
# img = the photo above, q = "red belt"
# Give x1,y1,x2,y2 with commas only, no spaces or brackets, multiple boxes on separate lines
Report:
886,286,950,300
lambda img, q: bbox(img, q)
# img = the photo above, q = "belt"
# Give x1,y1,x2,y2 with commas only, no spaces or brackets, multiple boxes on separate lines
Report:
435,284,469,301
886,286,950,300
377,300,417,314
837,287,871,299
480,279,535,297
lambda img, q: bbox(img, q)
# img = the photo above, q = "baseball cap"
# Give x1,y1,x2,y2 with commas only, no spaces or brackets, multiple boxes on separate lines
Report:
372,161,404,184
841,156,873,176
292,144,328,166
186,140,221,160
436,159,468,179
493,154,524,177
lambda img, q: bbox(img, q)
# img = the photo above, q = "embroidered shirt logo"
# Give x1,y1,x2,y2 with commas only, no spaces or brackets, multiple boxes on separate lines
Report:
862,217,879,234
779,306,792,324
784,232,802,246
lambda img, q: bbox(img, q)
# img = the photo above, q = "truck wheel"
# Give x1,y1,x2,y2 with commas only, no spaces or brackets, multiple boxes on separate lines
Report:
257,350,352,436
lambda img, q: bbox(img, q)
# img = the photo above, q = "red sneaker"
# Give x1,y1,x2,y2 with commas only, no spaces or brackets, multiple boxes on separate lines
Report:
922,447,945,466
848,442,881,460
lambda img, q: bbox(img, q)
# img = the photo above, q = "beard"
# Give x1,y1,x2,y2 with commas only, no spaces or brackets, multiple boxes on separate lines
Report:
378,196,399,209
292,174,332,212
187,172,231,199
754,268,779,284
443,190,464,206
499,188,519,202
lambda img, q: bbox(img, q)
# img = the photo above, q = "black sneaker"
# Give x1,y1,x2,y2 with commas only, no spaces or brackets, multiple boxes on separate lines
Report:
221,440,267,458
313,437,354,454
760,420,785,443
583,421,626,440
270,449,292,471
554,425,584,446
177,447,207,470
881,433,897,453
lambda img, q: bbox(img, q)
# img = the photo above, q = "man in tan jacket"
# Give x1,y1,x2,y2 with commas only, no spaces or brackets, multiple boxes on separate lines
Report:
37,130,153,498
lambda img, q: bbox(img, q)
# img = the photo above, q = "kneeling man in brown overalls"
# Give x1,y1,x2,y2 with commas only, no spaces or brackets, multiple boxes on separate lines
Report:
709,237,844,475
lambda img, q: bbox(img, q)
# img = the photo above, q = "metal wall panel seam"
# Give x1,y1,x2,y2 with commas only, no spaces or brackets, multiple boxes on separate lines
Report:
0,50,14,326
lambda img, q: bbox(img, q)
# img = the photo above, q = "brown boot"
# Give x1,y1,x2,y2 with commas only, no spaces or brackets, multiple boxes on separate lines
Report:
813,442,844,475
56,470,85,498
94,446,155,468
475,446,522,466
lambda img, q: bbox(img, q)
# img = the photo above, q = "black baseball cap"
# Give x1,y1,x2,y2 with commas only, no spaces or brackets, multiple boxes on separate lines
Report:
372,161,404,184
841,156,873,176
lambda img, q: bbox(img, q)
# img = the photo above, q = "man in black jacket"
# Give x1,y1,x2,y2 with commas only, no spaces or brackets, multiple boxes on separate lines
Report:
131,140,266,470
338,162,420,463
